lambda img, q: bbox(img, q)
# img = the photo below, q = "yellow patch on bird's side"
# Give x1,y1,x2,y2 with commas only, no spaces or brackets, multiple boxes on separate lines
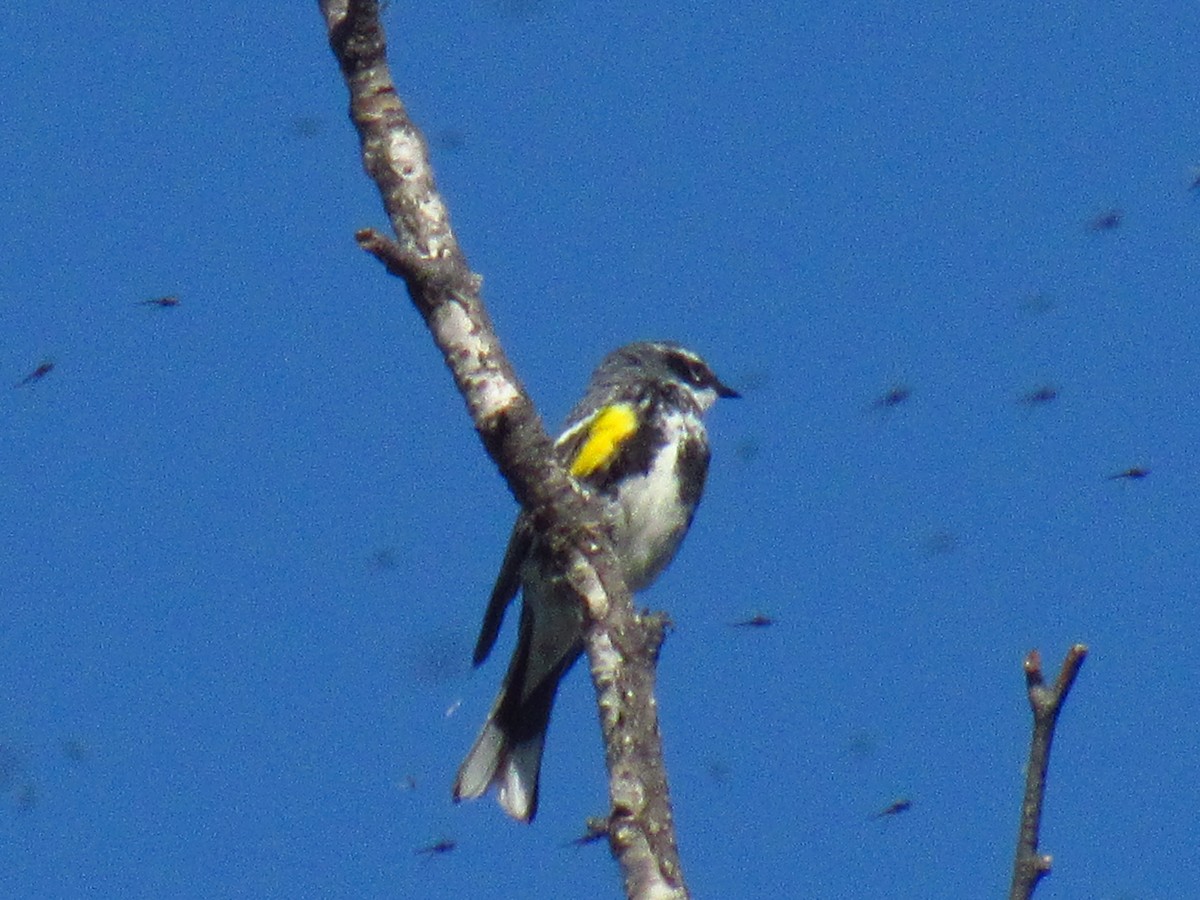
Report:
570,404,638,478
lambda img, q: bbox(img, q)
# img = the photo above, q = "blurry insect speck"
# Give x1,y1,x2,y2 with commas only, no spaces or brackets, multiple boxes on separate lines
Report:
412,630,461,685
1088,209,1122,231
872,385,910,409
735,438,760,462
434,128,467,151
1020,293,1055,315
0,744,22,789
290,116,325,138
707,760,731,783
731,614,775,628
369,547,398,571
922,530,958,556
846,730,878,760
873,798,913,819
15,782,38,813
414,838,456,857
1109,467,1149,481
1019,384,1058,406
15,361,54,387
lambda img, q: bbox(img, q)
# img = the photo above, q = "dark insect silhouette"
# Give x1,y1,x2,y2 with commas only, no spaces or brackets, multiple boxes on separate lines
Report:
1021,293,1055,315
138,295,180,308
414,838,456,857
1108,467,1149,481
922,530,958,556
872,385,911,409
369,547,398,571
1088,209,1122,231
290,116,324,138
1019,385,1058,406
872,798,913,819
15,361,54,387
731,614,775,628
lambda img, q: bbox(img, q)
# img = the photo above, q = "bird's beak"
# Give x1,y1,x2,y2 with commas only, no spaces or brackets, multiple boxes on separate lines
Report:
716,380,740,399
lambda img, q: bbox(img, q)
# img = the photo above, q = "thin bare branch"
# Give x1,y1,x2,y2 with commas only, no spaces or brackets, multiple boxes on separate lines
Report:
319,3,688,896
1008,644,1088,900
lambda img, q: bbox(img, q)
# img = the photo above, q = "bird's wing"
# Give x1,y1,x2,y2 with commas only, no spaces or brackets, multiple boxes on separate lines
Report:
472,403,640,666
472,516,533,666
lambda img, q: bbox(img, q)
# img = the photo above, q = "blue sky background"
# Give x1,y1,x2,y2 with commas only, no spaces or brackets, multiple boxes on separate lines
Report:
2,2,1198,898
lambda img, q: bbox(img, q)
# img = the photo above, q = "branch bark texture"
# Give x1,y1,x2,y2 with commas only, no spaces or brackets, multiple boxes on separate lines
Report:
319,2,687,896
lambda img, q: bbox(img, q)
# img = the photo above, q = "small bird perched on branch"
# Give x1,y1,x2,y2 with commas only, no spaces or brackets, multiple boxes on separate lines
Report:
453,341,738,821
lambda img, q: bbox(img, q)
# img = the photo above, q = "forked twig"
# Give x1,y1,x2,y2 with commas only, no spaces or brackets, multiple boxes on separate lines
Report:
1008,644,1088,900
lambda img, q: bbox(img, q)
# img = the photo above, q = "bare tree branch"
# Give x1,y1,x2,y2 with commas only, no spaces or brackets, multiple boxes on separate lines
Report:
319,2,688,896
1008,644,1088,900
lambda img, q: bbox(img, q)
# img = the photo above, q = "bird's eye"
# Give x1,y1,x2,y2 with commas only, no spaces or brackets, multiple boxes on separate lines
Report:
666,353,710,387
